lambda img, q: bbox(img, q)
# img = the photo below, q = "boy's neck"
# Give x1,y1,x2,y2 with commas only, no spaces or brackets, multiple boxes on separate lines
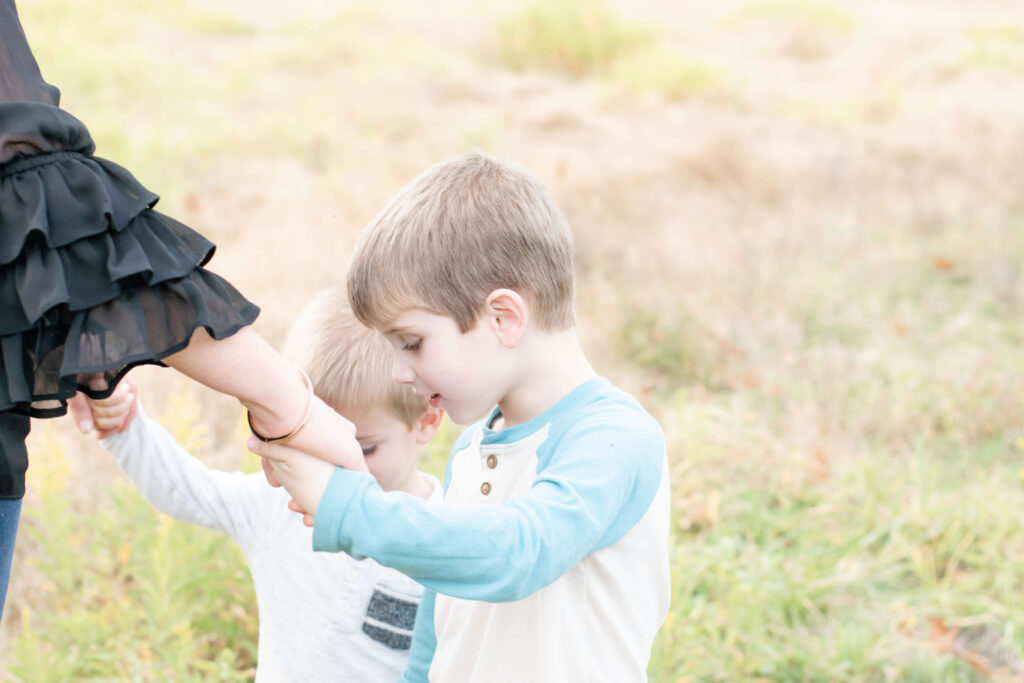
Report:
494,326,596,430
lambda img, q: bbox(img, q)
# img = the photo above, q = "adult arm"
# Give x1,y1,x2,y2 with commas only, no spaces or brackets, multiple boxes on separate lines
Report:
163,327,367,476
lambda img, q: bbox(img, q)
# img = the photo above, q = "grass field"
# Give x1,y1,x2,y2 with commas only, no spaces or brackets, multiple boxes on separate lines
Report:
3,0,1024,680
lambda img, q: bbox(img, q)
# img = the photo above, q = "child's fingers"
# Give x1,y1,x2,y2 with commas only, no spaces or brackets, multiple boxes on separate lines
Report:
247,437,295,463
87,380,132,408
67,392,96,433
91,389,135,431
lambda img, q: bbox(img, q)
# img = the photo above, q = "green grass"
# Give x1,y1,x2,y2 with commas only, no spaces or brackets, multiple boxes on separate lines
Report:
497,0,654,77
728,0,857,33
8,1,1024,680
648,434,1024,681
9,424,258,681
610,47,733,103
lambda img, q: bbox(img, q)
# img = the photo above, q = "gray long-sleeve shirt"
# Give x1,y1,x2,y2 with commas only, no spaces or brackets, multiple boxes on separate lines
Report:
103,404,439,682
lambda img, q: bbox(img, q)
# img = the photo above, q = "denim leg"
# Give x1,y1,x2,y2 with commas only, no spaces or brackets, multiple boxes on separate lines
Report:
0,497,21,622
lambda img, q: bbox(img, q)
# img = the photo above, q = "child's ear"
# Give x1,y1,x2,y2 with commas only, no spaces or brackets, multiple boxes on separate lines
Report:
484,289,528,348
415,407,444,445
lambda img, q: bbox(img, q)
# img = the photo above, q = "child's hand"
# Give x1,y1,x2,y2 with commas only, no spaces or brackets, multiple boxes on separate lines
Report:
68,377,138,439
247,437,337,524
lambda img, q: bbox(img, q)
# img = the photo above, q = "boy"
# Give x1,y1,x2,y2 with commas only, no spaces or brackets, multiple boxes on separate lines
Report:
254,151,671,682
77,286,444,682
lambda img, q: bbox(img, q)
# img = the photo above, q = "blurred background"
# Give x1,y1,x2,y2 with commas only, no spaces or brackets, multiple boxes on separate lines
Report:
3,0,1024,679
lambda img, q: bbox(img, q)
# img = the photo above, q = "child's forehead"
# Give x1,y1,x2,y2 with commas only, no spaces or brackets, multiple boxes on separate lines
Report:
381,307,457,334
338,402,403,430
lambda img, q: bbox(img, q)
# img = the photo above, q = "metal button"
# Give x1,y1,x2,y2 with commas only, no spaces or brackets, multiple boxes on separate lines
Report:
480,482,492,495
486,454,497,469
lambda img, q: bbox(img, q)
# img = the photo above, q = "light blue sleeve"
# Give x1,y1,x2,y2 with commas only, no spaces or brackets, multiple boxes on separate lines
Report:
312,413,664,602
398,588,436,683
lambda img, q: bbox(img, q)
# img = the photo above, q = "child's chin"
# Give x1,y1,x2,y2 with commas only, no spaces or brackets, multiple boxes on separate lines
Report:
447,404,490,425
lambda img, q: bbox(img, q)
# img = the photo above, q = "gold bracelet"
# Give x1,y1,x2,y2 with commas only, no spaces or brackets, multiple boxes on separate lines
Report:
247,368,314,443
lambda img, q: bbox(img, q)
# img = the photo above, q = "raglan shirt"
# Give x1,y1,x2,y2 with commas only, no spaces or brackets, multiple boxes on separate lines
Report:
313,377,671,683
102,405,440,683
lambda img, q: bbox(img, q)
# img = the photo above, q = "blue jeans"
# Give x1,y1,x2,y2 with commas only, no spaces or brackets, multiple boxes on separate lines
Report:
0,497,20,622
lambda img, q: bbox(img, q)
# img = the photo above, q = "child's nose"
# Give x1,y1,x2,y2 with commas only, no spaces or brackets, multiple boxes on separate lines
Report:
392,359,415,384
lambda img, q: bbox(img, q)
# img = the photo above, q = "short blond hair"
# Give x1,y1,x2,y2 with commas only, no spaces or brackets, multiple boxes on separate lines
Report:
347,150,575,333
283,285,427,428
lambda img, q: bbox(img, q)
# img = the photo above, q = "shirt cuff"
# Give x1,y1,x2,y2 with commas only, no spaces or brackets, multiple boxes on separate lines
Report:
311,466,377,553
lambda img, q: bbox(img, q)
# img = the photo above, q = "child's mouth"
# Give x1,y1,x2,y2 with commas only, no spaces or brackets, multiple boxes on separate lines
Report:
429,394,441,407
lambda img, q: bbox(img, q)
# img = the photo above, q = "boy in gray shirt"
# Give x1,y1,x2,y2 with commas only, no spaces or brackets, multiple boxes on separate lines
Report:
77,285,443,682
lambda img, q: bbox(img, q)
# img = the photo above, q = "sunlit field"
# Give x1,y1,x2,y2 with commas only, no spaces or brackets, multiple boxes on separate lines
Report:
3,0,1024,680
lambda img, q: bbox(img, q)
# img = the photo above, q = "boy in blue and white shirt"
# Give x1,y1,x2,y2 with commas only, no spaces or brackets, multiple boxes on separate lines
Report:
254,151,671,682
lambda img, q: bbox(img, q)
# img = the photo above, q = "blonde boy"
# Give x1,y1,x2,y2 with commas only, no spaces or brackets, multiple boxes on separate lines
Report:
79,286,443,682
254,151,671,683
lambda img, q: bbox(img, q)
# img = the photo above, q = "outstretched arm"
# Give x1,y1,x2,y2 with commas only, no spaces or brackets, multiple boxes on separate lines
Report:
70,327,367,482
159,327,367,478
250,415,667,602
71,375,279,536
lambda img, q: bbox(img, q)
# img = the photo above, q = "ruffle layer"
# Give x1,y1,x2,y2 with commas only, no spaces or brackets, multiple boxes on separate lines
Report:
0,268,260,417
0,150,158,264
0,105,259,417
0,208,216,335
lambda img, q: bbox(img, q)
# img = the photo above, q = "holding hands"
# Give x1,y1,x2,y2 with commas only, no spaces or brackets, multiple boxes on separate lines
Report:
69,377,138,439
67,370,364,528
248,435,339,527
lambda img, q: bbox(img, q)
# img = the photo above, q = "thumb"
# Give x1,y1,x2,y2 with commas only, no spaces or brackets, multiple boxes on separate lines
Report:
67,392,95,433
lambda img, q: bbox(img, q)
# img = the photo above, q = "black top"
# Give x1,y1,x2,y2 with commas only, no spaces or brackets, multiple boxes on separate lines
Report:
0,0,68,162
0,0,261,498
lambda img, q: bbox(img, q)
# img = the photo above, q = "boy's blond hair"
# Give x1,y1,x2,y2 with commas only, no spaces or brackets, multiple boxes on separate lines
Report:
283,285,427,428
347,150,575,333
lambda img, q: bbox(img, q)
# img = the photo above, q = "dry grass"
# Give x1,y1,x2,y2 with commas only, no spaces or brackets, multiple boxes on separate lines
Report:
3,0,1023,679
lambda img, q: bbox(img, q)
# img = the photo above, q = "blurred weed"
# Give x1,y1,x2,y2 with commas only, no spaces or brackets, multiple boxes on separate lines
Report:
613,306,730,393
9,407,257,680
422,413,460,481
649,425,1024,680
173,8,256,36
961,25,1024,72
727,0,855,60
497,0,654,77
728,0,856,33
610,46,734,103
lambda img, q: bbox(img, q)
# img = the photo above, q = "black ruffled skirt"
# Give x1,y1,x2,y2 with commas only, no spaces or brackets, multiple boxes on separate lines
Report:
0,102,259,498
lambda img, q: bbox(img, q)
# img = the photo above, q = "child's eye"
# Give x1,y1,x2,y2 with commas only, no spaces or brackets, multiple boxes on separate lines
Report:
361,445,377,456
402,338,422,352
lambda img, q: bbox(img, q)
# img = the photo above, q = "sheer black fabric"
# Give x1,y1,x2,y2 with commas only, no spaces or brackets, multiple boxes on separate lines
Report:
0,0,61,161
0,0,261,498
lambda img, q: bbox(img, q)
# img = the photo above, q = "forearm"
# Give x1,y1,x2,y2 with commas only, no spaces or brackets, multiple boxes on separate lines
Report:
165,327,367,472
312,470,602,602
163,326,304,436
103,406,252,534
